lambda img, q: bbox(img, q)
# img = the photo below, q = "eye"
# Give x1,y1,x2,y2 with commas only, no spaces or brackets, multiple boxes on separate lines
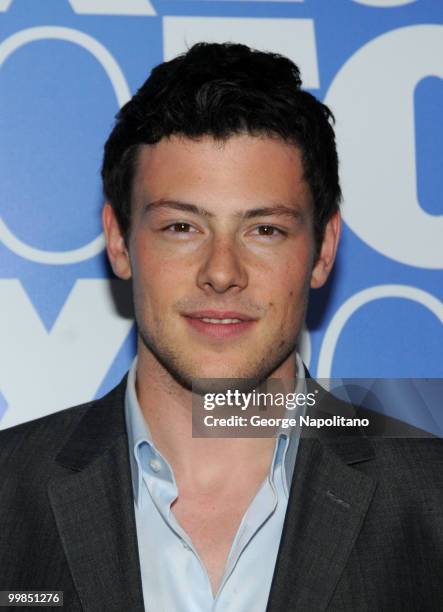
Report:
251,225,286,238
163,222,197,233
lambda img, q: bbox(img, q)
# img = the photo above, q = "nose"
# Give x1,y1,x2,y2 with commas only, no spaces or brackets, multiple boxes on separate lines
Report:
197,235,248,294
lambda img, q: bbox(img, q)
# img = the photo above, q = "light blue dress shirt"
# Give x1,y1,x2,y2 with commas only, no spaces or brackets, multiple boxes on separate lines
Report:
124,354,306,612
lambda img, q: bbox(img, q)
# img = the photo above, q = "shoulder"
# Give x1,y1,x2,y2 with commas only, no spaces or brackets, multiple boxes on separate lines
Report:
311,380,443,492
366,437,443,487
0,377,127,477
0,403,89,470
355,402,443,486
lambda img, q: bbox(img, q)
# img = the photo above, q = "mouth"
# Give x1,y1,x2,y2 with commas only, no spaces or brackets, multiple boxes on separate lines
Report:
183,310,258,338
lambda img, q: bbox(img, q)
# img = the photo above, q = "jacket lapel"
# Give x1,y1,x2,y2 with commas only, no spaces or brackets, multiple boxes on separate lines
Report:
48,380,145,612
267,388,377,612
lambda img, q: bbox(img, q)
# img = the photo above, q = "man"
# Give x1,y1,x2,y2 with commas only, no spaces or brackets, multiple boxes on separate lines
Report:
0,43,441,611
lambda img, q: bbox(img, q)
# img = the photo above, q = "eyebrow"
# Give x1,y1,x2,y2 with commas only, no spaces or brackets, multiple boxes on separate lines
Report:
144,199,302,221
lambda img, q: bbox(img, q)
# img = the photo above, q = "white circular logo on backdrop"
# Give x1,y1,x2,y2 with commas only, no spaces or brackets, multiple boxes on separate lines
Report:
326,25,443,269
0,26,131,264
317,285,443,377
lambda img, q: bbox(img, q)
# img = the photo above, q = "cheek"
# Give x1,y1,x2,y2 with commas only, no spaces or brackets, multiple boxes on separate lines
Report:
130,246,165,308
266,268,311,324
133,235,168,274
131,244,192,313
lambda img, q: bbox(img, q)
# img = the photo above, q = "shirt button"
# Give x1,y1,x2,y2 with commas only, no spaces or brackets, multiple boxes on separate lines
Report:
149,458,162,472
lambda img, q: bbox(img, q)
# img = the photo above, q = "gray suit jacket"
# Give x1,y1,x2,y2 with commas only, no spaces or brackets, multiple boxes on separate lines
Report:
0,377,442,611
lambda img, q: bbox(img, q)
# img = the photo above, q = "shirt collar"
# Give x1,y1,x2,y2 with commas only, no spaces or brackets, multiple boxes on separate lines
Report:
125,353,306,507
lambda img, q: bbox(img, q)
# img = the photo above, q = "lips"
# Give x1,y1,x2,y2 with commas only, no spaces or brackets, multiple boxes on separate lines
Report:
184,310,256,322
183,310,257,338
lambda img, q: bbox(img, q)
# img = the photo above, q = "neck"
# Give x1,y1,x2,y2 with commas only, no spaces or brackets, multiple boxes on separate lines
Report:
134,341,297,490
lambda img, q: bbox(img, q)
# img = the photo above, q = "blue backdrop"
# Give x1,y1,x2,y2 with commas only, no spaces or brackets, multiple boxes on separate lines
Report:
0,0,442,430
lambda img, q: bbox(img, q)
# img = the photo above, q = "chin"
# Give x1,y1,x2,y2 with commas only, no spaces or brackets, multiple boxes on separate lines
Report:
193,360,244,376
190,375,262,397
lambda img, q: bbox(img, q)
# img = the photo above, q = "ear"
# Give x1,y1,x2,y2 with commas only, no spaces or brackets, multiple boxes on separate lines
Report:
310,209,341,289
102,203,132,280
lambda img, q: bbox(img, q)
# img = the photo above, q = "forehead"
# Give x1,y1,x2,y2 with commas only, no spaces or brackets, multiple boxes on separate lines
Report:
132,134,311,213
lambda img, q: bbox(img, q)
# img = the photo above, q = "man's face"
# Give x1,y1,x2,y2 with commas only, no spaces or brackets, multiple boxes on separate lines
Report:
104,134,339,391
